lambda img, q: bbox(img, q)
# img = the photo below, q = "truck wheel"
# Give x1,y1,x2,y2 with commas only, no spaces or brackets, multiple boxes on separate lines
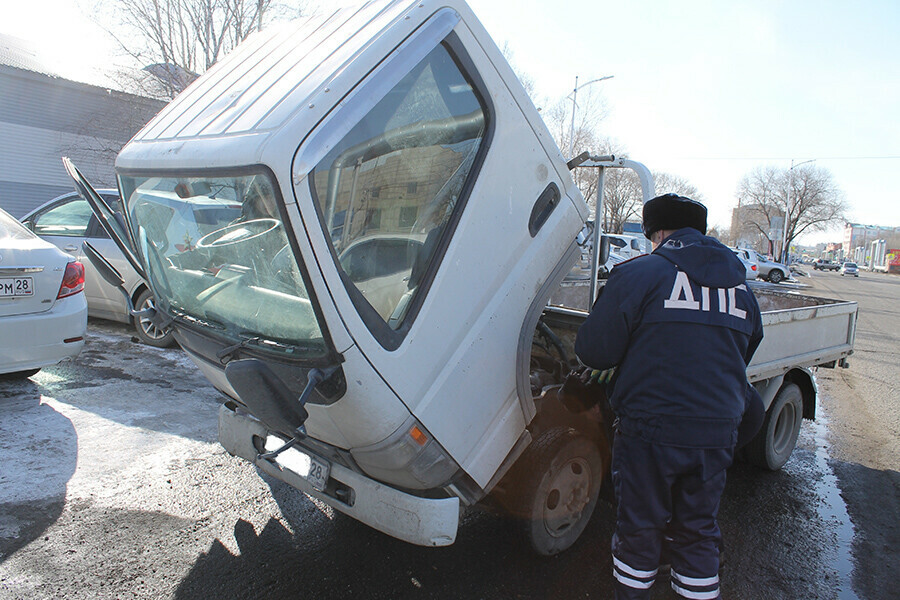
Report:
746,383,802,470
511,427,604,556
768,270,784,283
134,289,176,348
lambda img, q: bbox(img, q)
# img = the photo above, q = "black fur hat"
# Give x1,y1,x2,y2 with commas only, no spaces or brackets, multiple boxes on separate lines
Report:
642,193,708,239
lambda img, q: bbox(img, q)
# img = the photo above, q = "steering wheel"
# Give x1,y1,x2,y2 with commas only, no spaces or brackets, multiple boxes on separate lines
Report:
197,218,280,249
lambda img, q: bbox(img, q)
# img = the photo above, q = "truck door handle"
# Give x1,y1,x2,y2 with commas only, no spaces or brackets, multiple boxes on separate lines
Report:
528,182,561,237
64,245,79,252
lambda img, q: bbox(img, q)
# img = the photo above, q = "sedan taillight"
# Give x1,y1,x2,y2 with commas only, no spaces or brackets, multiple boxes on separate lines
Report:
58,261,85,299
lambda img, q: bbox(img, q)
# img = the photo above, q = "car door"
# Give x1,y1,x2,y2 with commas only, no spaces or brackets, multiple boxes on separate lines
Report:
28,192,132,320
82,195,137,321
26,195,95,299
27,194,89,260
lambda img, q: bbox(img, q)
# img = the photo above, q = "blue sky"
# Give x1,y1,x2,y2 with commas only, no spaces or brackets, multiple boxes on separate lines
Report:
5,0,898,242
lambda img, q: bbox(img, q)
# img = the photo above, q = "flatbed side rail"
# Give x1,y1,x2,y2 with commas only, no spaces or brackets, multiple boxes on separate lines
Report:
747,299,858,381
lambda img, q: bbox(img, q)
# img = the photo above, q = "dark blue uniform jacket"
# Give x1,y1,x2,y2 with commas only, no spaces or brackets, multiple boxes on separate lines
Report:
574,228,763,448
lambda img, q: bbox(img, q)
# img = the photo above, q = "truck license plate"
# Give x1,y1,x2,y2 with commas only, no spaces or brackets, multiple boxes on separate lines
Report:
264,436,331,491
0,277,34,297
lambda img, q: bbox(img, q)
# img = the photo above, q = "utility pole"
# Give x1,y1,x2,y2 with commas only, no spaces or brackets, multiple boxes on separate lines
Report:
567,75,613,158
781,158,815,263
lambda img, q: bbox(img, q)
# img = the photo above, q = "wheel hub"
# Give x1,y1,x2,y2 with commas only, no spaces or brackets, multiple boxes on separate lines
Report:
543,458,592,537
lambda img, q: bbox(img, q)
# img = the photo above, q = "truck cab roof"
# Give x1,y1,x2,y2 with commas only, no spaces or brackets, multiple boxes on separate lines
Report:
117,0,572,197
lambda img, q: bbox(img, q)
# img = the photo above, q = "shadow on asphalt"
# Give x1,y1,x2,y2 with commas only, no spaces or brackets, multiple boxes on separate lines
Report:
170,452,856,600
0,379,76,562
173,498,620,600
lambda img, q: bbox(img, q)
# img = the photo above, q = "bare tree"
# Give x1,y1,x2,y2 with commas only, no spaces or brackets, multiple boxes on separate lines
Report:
540,93,613,227
502,48,621,229
60,91,166,186
706,225,728,242
654,172,704,202
597,168,705,234
495,46,711,237
736,165,847,260
501,43,539,102
95,0,306,98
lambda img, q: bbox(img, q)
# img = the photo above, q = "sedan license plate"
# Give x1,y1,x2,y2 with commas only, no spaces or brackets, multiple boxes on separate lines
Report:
264,436,331,491
0,277,34,297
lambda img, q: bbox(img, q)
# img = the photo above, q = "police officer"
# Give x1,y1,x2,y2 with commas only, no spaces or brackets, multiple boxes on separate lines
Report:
574,194,763,600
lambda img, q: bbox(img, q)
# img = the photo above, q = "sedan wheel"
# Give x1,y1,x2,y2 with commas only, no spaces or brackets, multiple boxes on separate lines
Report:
134,289,176,348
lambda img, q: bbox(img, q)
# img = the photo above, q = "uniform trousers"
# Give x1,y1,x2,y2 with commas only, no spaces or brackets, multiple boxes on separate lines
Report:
611,431,734,600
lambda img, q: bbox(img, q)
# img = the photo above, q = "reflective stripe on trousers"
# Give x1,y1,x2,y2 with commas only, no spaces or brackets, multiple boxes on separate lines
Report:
671,569,720,599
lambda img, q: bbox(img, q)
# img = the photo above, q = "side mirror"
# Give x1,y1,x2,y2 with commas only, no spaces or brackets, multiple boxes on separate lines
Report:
225,358,309,438
598,235,611,265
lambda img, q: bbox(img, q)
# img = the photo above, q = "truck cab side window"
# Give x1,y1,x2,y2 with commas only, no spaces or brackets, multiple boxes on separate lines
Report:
311,42,488,334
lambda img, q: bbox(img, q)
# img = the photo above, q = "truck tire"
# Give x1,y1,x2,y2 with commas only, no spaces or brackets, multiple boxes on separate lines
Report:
746,383,802,471
134,289,176,348
768,269,784,283
510,427,604,556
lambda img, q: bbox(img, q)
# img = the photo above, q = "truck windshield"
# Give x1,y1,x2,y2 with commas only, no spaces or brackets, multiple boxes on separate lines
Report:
117,171,328,358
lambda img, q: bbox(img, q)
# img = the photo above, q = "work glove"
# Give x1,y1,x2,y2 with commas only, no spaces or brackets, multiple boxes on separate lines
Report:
561,369,594,413
591,367,617,385
560,367,615,413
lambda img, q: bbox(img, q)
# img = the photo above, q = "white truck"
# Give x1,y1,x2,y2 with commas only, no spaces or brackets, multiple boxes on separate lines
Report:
66,0,857,556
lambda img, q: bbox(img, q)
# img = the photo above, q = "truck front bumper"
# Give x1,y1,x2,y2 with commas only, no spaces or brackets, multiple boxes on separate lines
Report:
218,404,459,547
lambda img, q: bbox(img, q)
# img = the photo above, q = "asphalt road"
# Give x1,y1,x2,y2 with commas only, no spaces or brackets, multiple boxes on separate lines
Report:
0,269,897,600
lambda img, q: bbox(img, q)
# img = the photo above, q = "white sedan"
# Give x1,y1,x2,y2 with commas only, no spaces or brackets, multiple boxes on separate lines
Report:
21,190,176,348
0,207,87,379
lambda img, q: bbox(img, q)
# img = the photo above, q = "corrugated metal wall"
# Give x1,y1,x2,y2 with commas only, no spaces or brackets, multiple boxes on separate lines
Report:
0,66,165,217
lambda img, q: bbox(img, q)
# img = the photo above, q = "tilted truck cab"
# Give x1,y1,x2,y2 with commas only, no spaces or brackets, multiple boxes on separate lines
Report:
67,0,856,556
67,0,597,551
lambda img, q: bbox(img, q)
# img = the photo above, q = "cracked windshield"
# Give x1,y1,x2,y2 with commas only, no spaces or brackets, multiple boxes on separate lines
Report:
118,172,326,356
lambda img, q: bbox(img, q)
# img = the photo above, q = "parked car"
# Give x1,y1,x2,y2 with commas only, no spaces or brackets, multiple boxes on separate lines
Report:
814,259,841,271
755,255,791,283
736,254,759,280
21,190,176,347
0,207,87,378
599,251,628,279
840,262,859,277
732,247,791,283
606,233,651,259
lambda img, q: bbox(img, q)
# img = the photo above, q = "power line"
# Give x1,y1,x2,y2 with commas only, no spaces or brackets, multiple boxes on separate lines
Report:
667,155,900,161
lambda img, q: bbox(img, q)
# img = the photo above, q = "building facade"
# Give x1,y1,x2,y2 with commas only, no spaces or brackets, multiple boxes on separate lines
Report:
0,34,166,217
843,222,900,261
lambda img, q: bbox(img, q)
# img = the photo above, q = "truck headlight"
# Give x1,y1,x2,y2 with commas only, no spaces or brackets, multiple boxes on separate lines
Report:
350,417,459,491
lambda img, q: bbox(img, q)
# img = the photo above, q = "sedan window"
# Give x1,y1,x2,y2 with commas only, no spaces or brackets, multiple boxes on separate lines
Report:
33,198,93,237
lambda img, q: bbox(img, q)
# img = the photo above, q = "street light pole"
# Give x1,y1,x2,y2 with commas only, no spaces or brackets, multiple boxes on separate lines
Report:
781,158,815,263
568,74,614,158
